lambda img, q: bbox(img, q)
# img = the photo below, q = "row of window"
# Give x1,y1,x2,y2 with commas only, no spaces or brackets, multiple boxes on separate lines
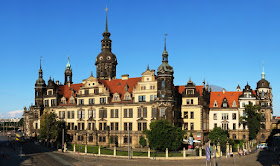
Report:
183,122,194,130
67,122,147,131
138,95,157,102
212,113,237,120
77,135,133,144
183,111,194,119
78,97,106,105
140,85,156,90
45,99,56,106
213,123,246,130
59,108,160,119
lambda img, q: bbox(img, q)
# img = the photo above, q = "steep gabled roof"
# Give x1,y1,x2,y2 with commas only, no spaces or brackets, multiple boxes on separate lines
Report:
57,83,83,105
210,91,242,108
98,77,142,102
176,85,204,96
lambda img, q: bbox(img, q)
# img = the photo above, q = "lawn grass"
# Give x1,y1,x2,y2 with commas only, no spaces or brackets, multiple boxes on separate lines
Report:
67,145,188,157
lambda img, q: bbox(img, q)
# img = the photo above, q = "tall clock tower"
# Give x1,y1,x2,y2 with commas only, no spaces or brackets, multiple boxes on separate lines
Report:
156,35,175,123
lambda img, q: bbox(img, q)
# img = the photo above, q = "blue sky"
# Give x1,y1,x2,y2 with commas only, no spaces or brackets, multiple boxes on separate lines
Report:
0,0,279,118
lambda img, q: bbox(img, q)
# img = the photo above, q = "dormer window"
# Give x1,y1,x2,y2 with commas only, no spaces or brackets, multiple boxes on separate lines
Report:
222,98,228,108
187,90,194,95
114,96,119,101
232,100,236,107
94,88,99,94
61,98,66,104
214,100,218,107
85,90,89,95
223,103,227,108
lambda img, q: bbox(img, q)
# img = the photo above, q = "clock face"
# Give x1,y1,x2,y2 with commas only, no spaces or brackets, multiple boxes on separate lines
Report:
99,56,103,60
107,56,111,60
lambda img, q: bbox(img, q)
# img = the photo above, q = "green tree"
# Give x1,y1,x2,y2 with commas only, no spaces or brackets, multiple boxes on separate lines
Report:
18,118,24,126
139,136,147,147
209,127,229,144
40,112,66,143
243,102,262,140
144,120,185,151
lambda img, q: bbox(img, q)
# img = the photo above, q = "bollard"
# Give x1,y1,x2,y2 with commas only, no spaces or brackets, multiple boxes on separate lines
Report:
226,142,229,158
237,144,239,153
166,148,168,159
148,148,151,158
64,143,67,153
98,146,101,156
114,146,116,157
230,145,232,153
73,144,76,152
183,147,186,158
85,145,87,154
199,147,202,158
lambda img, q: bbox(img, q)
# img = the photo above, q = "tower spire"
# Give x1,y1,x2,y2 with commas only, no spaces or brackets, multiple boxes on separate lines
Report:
40,56,42,69
39,56,43,78
164,34,167,51
105,6,108,32
261,63,265,79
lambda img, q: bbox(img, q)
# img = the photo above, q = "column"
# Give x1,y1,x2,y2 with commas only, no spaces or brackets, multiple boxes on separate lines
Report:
199,147,202,158
98,146,101,156
73,144,76,152
85,145,87,154
166,148,168,159
230,145,232,153
148,148,150,158
183,147,186,158
226,142,229,157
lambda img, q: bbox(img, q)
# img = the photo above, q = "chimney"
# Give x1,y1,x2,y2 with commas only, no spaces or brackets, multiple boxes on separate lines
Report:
121,74,129,80
68,82,71,87
56,80,59,85
223,88,225,94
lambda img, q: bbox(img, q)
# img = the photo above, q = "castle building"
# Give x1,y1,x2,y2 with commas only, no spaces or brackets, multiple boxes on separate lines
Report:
23,10,273,147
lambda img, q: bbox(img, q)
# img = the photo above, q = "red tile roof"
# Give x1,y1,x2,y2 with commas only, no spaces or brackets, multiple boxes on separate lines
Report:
176,85,204,96
98,77,142,102
57,83,83,105
210,91,242,108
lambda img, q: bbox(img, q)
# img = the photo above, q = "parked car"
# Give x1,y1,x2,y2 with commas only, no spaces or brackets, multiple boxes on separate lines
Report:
257,143,268,149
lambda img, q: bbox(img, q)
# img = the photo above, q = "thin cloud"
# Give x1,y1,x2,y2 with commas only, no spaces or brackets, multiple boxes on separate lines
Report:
4,110,23,118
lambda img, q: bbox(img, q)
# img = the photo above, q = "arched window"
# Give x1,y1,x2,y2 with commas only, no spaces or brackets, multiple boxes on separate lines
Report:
214,100,218,107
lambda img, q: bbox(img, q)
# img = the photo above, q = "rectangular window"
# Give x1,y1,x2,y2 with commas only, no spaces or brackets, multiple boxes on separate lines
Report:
214,123,217,128
123,136,132,144
138,123,142,131
111,123,114,131
184,112,188,119
85,90,89,95
99,109,107,118
190,123,194,130
233,123,236,130
88,123,91,130
129,109,133,118
191,99,193,104
143,123,147,130
150,95,154,101
100,97,106,104
82,110,85,119
138,95,146,102
78,111,81,119
213,113,217,120
184,123,188,130
124,123,127,131
115,109,119,118
94,88,99,94
67,111,71,119
152,108,156,118
190,112,194,119
89,98,95,104
115,123,118,131
232,113,236,120
82,123,84,130
92,123,95,130
129,123,132,131
222,113,228,120
71,123,74,130
71,111,74,119
45,100,49,107
111,109,114,118
187,99,190,105
79,99,84,105
99,123,102,130
124,109,128,118
51,99,56,106
160,108,165,118
78,123,81,130
143,108,147,118
92,110,96,118
88,110,93,118
103,123,107,130
138,108,141,118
